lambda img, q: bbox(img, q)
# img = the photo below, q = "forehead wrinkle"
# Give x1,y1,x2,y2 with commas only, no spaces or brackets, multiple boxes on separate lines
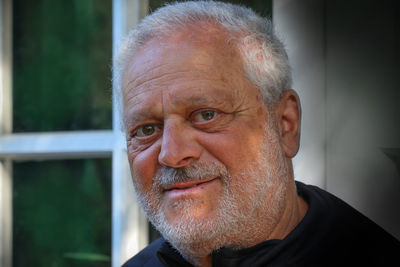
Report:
170,94,225,108
165,87,237,112
124,45,216,90
124,62,168,93
125,40,235,93
136,70,200,91
125,67,228,107
126,69,210,101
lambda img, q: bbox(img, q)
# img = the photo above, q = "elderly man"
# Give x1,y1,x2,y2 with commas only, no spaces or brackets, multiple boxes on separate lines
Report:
117,1,399,266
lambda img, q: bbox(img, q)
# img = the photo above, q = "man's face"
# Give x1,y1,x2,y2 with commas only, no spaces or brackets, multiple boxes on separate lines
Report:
122,31,289,255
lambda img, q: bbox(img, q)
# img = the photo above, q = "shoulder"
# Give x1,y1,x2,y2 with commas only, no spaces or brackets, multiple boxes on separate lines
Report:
295,181,400,265
122,237,166,267
296,181,397,240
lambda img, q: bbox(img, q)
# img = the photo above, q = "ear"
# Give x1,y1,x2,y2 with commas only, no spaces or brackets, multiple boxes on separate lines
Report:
274,90,301,158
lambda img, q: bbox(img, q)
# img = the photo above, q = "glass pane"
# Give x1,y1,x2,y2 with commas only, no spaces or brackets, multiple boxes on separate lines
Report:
149,0,272,17
12,158,111,267
13,0,112,132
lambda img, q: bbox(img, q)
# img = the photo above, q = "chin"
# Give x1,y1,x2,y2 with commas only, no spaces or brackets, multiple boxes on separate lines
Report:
164,200,218,224
155,209,231,259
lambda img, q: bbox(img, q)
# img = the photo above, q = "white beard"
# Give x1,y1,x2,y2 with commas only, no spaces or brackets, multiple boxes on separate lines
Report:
132,116,290,262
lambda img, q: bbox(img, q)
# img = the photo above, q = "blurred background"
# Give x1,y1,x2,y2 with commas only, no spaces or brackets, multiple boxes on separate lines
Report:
0,0,398,266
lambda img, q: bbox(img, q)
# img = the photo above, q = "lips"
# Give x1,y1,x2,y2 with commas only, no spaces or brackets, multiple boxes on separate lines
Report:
163,178,217,192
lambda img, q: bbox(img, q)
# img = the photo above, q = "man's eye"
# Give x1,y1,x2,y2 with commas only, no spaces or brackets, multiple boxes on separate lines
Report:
135,125,159,137
193,110,216,122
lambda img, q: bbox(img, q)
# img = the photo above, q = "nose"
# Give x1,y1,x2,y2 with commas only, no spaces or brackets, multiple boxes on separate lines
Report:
158,121,202,168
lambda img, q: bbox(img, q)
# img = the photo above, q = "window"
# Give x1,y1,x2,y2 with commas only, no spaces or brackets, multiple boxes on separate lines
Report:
0,1,148,266
13,159,111,267
12,0,112,132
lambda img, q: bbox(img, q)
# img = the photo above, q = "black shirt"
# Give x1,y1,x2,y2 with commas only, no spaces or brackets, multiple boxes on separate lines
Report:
122,181,400,266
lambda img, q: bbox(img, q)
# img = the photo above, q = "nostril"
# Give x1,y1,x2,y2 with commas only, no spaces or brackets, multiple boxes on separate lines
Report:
158,143,200,168
176,157,194,167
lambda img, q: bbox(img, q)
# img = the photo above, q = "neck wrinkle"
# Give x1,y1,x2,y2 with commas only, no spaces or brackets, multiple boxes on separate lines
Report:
267,180,308,241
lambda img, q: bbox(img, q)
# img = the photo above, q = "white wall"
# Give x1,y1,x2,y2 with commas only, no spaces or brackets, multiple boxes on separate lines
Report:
274,0,326,189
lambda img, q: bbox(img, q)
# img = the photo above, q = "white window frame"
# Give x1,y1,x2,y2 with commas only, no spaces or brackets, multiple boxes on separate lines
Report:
0,0,149,266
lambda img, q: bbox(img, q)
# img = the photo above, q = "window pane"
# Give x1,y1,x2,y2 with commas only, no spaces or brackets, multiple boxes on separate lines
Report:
12,158,111,267
13,0,112,132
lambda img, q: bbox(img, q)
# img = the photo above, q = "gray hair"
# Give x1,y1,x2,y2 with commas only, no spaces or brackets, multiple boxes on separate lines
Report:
114,1,292,125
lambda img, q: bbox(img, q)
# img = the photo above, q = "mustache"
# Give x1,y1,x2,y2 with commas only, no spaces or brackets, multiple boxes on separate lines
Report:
154,161,230,189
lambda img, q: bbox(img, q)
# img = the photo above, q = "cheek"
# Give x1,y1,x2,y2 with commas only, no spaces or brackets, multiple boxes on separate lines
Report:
200,132,253,170
199,124,267,173
128,145,160,191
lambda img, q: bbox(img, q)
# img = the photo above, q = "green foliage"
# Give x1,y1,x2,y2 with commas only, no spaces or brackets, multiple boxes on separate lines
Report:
12,159,112,267
13,0,112,132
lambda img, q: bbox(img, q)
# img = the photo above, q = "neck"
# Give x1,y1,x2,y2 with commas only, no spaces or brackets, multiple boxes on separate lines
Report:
191,180,308,267
267,180,308,240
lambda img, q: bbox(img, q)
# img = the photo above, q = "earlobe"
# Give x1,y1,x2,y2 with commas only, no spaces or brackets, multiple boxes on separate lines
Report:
276,90,301,158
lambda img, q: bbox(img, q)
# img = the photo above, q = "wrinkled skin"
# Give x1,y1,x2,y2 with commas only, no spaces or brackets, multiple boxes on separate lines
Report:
122,27,307,266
